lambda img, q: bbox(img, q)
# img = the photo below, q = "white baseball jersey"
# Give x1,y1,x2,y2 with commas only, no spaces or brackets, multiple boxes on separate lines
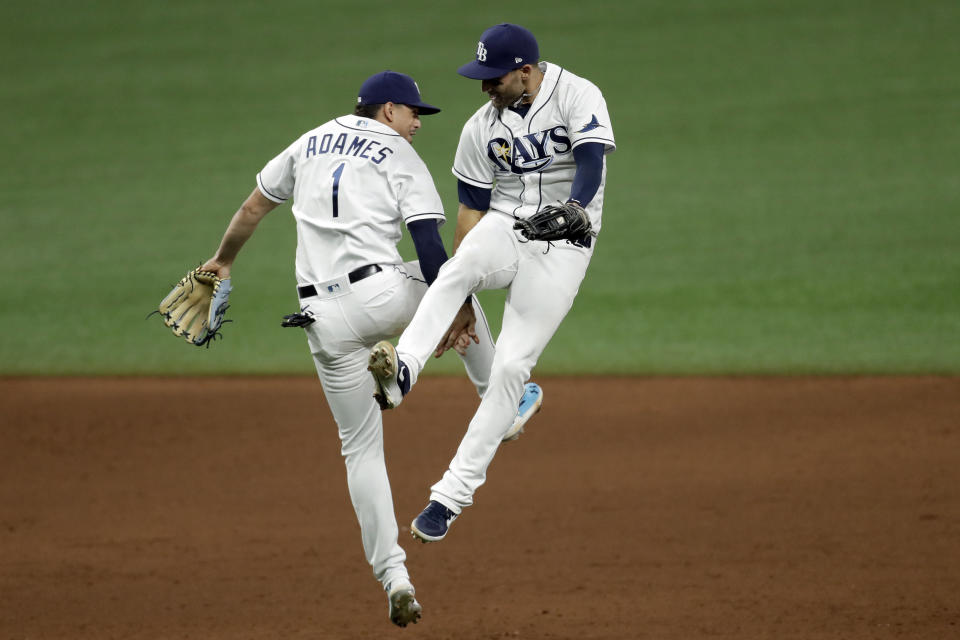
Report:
257,116,445,285
452,62,616,232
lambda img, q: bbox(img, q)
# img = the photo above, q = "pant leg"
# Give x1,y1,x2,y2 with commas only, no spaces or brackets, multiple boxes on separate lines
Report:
303,262,500,587
303,269,419,589
395,261,496,399
430,242,593,512
395,214,519,386
313,346,409,588
461,296,495,398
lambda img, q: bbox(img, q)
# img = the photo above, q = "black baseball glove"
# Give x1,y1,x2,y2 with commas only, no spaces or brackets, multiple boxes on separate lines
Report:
513,201,592,242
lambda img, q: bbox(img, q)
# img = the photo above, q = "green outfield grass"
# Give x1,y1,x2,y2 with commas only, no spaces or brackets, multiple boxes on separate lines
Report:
1,0,957,374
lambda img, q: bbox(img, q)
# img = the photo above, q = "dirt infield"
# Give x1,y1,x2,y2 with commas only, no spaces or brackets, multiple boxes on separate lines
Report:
1,376,958,639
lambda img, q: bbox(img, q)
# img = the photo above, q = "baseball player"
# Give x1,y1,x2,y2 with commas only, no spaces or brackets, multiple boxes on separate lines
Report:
369,24,615,543
194,71,542,626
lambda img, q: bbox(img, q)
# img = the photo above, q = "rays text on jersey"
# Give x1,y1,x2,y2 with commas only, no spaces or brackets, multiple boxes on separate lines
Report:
486,125,571,174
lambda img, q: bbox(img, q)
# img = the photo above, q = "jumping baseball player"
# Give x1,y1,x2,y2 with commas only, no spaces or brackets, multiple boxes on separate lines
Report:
368,24,615,543
188,71,542,626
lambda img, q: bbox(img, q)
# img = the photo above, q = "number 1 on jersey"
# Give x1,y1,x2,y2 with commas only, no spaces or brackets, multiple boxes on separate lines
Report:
332,162,345,218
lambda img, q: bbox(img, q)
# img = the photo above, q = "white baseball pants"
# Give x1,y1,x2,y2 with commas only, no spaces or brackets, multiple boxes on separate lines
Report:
302,261,494,589
395,213,593,512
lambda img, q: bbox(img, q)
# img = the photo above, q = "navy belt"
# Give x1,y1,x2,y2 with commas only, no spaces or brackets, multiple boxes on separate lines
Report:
298,264,382,299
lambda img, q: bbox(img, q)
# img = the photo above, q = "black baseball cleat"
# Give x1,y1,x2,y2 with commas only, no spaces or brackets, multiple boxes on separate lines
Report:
411,500,459,543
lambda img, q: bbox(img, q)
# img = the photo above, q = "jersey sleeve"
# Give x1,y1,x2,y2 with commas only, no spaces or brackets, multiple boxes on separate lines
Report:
256,138,300,203
395,147,445,226
452,114,495,189
566,82,616,154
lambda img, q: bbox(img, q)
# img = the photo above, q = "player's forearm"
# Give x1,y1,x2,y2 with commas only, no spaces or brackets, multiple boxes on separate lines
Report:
407,219,448,285
569,142,604,207
211,188,277,265
453,204,485,252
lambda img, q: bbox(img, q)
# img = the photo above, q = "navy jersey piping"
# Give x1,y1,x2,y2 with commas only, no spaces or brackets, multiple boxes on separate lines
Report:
256,174,287,202
536,170,544,212
527,68,563,134
527,68,562,213
496,108,525,219
454,166,494,187
404,212,445,223
572,135,616,148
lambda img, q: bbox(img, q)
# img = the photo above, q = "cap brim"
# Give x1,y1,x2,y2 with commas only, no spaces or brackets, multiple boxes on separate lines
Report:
457,60,514,80
410,101,441,116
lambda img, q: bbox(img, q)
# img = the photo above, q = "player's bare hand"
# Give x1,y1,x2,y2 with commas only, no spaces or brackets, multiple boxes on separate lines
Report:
453,332,474,356
200,258,231,280
443,331,473,356
434,303,479,358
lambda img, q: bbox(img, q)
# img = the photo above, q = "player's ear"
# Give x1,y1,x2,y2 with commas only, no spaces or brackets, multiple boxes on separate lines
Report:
382,102,396,123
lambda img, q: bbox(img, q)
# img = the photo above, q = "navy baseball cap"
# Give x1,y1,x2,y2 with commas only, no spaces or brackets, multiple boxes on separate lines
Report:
357,71,440,115
458,23,539,80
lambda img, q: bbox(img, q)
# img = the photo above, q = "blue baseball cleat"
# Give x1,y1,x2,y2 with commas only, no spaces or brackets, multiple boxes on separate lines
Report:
411,500,459,543
502,382,543,442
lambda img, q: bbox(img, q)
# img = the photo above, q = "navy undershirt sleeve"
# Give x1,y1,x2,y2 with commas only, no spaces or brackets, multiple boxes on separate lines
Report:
407,219,448,285
457,180,491,212
569,142,605,206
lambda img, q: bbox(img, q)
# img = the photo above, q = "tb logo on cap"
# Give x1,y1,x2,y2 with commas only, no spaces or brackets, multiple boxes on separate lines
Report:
476,41,487,62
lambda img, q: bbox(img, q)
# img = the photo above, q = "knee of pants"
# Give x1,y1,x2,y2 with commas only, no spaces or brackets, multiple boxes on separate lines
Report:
438,249,486,291
340,426,383,460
